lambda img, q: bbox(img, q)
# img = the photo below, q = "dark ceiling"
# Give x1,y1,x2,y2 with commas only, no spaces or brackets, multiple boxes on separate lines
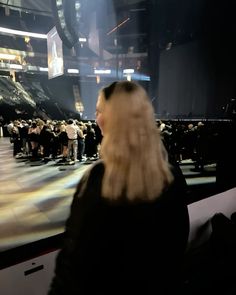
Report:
0,0,236,120
0,0,52,16
0,0,145,16
1,0,236,68
1,0,236,46
0,0,148,51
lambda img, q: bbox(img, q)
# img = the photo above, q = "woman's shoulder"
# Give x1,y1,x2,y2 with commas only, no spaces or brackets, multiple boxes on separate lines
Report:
86,159,105,180
74,160,104,198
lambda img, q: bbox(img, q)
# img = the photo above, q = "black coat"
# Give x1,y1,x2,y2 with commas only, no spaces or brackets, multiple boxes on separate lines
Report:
48,160,189,295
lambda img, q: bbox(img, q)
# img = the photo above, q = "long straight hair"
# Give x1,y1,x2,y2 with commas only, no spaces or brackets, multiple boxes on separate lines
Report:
99,81,173,202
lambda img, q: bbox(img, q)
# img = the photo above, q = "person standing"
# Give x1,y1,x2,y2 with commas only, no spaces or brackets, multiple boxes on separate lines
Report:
65,119,80,162
48,81,189,295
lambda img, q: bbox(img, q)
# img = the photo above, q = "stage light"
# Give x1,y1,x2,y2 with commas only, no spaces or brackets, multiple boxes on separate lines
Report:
0,26,47,39
39,67,49,72
67,69,79,74
79,37,87,42
9,64,23,69
94,69,111,74
0,53,16,60
123,68,134,74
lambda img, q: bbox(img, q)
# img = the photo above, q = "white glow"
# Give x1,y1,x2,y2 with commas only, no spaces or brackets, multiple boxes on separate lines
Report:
9,64,23,69
27,65,38,71
67,69,79,74
166,42,172,50
123,68,134,74
39,67,48,72
96,75,100,84
0,27,47,39
126,74,132,81
94,69,111,74
0,53,16,60
79,37,87,42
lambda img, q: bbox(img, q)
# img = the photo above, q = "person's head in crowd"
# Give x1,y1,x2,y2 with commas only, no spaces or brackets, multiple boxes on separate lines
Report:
86,123,94,132
37,119,45,129
31,121,37,129
13,120,19,126
60,124,66,132
68,118,74,125
197,121,204,127
96,80,173,202
188,123,194,130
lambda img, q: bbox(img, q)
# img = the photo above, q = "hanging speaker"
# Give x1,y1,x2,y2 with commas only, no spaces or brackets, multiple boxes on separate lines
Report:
51,0,83,48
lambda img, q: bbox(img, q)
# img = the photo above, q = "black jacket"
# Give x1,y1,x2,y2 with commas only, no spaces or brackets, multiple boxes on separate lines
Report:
48,160,189,295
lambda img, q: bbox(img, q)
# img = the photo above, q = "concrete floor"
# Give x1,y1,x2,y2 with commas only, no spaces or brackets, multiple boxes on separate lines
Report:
0,137,91,252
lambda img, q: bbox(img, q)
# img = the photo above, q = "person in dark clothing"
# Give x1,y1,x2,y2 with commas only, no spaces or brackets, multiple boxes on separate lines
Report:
40,124,54,161
84,123,97,159
48,81,189,295
11,120,21,156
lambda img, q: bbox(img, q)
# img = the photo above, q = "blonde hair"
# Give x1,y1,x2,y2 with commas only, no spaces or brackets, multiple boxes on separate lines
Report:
99,81,173,202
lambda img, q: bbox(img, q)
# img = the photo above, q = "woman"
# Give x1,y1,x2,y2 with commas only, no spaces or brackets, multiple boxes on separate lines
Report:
28,121,40,160
48,81,189,295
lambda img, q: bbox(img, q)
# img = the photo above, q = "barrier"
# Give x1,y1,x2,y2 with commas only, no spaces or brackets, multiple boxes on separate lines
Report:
0,188,235,294
187,187,236,250
0,250,59,295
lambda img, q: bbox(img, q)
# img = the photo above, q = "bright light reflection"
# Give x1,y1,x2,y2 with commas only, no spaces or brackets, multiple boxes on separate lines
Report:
0,26,47,39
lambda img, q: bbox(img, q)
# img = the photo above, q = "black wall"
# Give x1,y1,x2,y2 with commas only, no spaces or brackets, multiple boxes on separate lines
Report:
148,0,236,119
157,40,210,118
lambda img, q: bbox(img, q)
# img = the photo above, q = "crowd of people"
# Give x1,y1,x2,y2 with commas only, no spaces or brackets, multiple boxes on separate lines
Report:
158,119,219,171
6,118,102,164
5,115,221,169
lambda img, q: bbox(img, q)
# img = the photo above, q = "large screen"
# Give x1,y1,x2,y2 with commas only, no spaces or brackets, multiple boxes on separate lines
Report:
47,26,64,80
